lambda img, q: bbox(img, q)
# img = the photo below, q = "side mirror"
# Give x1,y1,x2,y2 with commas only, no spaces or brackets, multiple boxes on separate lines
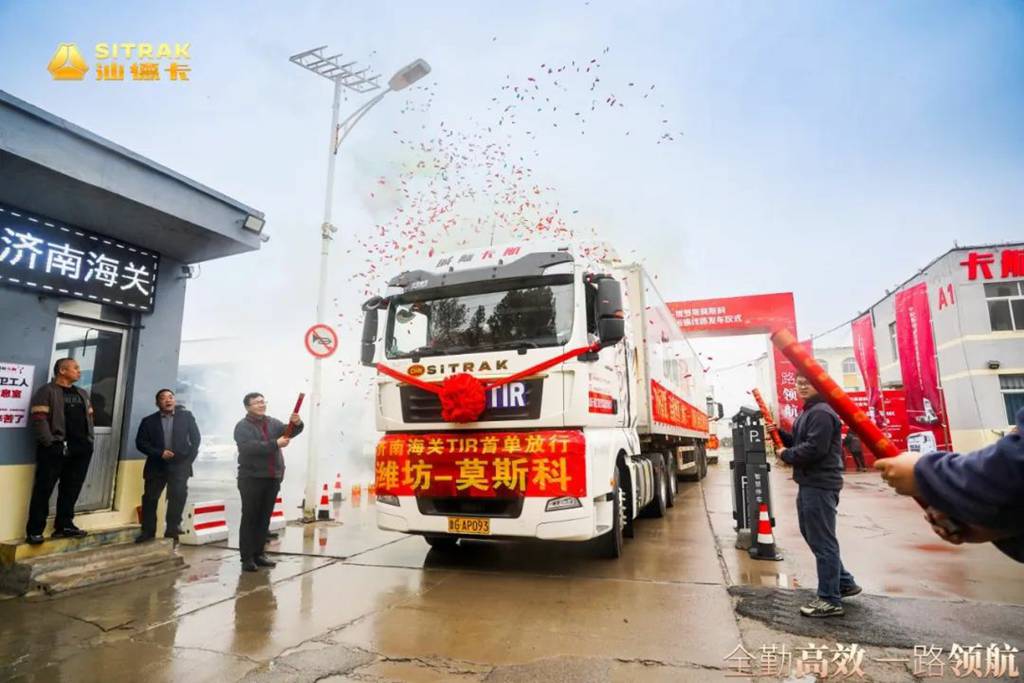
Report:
706,399,725,421
596,277,625,347
361,297,384,367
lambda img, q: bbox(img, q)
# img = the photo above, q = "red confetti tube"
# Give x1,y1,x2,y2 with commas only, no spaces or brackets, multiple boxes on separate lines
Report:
751,388,784,450
283,392,305,438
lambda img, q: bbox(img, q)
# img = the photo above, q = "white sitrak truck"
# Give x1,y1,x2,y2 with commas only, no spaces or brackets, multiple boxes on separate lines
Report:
360,241,722,557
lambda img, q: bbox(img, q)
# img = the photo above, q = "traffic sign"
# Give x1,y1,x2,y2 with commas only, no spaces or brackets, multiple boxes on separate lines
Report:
304,324,338,358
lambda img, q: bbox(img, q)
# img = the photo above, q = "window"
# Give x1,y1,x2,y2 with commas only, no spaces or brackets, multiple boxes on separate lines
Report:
889,321,899,361
1000,374,1024,424
985,280,1024,331
842,357,857,374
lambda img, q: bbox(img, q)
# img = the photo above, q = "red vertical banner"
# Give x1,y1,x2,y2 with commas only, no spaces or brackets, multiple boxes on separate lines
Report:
772,340,813,431
894,283,948,448
851,314,885,427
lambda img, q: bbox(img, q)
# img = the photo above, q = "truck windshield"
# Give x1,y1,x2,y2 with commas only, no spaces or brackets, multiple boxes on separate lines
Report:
386,278,574,358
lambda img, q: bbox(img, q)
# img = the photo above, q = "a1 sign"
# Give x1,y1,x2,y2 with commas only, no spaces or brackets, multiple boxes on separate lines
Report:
304,324,338,359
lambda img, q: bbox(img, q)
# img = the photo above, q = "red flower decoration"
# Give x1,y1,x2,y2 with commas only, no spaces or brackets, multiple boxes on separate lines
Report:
440,373,487,423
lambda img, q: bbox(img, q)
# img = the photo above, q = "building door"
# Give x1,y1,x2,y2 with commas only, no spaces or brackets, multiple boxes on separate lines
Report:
49,320,128,512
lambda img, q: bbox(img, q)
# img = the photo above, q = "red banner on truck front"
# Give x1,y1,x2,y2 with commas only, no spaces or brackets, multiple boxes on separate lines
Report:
650,380,709,432
374,430,586,498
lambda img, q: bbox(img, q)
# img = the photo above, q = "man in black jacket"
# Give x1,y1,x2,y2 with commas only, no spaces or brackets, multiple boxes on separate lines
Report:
234,392,303,572
135,389,201,542
779,374,861,618
25,358,94,544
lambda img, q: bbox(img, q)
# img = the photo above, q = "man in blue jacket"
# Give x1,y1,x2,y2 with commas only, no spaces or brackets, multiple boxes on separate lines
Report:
779,374,861,618
135,389,201,542
875,407,1023,563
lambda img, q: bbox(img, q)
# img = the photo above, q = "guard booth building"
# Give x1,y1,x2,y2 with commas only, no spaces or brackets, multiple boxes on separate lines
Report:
0,90,264,543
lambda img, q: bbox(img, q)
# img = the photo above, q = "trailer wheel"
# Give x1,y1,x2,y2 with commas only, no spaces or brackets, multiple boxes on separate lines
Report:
596,470,625,558
698,444,709,480
642,454,668,518
665,450,677,507
424,536,458,551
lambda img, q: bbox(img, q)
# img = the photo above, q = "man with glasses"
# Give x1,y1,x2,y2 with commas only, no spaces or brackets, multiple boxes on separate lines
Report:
234,392,303,572
778,374,861,617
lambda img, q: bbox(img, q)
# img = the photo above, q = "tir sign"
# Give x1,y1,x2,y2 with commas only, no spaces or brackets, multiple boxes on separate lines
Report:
487,382,526,410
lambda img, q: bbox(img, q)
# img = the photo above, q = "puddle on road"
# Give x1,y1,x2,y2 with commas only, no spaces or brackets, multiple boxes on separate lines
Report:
737,571,800,589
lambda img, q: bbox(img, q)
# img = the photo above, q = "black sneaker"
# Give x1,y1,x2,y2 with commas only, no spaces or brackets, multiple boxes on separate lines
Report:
241,559,259,572
800,598,844,618
841,583,863,598
26,534,45,545
135,533,155,544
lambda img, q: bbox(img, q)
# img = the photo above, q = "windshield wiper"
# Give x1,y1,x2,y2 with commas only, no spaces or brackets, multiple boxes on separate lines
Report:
490,340,541,354
405,344,476,360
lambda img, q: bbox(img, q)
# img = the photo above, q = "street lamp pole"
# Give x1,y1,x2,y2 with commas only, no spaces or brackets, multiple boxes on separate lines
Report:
291,47,431,521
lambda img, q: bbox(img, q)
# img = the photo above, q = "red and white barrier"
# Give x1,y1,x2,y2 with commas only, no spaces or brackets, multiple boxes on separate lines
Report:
269,495,286,532
179,500,229,545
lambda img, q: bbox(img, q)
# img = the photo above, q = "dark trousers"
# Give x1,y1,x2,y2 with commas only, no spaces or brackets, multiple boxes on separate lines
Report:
850,450,866,470
796,486,856,605
26,441,93,536
238,477,280,562
140,470,190,537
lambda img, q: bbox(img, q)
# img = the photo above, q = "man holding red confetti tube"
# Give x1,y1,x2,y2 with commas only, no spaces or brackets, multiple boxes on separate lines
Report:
875,407,1024,563
778,374,862,618
233,392,303,572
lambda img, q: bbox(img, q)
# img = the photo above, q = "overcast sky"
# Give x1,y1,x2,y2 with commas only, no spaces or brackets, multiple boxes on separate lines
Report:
2,1,1022,421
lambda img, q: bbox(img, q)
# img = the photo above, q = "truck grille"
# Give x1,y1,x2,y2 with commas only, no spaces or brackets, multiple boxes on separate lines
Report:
416,496,524,518
399,378,544,423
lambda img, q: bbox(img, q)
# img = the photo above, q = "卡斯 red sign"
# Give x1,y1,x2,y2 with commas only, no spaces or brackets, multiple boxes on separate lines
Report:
960,248,1024,281
374,429,586,498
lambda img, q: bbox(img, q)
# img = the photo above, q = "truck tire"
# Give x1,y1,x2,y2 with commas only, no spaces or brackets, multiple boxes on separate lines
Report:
641,454,668,518
596,470,625,558
698,445,708,479
665,450,677,508
424,536,458,551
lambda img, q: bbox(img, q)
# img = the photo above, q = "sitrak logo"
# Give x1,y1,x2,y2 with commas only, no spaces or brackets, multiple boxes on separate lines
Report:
48,43,88,80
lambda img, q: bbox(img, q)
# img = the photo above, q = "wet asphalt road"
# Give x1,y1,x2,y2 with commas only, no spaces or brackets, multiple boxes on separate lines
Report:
2,457,1022,682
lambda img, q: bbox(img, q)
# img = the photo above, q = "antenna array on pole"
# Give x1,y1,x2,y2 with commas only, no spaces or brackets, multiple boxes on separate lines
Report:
289,45,382,93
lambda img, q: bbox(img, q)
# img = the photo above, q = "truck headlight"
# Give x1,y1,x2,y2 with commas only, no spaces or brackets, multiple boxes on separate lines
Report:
545,496,582,512
377,494,400,506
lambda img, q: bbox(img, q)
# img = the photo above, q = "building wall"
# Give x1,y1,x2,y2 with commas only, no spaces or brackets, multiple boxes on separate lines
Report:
869,245,1024,451
0,254,187,541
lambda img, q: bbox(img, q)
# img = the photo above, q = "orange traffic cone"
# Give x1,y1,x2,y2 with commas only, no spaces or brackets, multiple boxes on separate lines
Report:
317,483,332,521
351,483,362,499
748,503,783,561
368,483,377,496
333,473,344,502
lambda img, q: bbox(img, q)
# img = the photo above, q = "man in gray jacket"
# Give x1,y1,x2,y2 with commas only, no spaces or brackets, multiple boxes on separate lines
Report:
234,392,303,572
26,358,94,544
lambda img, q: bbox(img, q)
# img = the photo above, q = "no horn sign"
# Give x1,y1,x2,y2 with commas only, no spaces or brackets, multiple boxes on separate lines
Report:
305,324,338,359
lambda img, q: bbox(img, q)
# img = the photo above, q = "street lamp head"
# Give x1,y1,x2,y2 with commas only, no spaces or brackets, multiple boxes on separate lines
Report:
388,58,431,91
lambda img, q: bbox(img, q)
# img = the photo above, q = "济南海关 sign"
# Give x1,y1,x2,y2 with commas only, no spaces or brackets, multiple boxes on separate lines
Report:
0,203,159,312
0,363,34,428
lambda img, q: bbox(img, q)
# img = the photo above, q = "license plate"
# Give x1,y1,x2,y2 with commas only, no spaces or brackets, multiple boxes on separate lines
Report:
447,516,490,535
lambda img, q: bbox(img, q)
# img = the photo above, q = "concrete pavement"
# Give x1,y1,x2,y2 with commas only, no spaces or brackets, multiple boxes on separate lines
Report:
1,458,1021,682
